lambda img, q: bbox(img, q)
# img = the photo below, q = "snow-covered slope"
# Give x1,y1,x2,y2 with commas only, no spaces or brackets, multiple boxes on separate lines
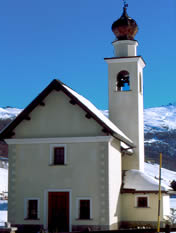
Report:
0,107,22,120
144,104,176,132
145,162,176,188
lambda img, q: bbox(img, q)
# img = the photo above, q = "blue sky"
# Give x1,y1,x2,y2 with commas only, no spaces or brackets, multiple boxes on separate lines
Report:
0,0,175,110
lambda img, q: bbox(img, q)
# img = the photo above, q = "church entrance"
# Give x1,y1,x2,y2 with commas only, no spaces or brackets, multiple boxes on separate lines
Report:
48,192,69,232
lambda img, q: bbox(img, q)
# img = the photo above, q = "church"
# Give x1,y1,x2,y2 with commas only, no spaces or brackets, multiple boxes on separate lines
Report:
0,3,171,232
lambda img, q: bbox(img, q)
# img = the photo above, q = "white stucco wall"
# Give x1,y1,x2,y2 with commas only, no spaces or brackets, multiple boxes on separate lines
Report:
7,88,125,230
162,194,170,217
108,139,122,229
112,40,138,57
14,90,105,139
8,141,112,230
107,59,145,171
120,192,169,226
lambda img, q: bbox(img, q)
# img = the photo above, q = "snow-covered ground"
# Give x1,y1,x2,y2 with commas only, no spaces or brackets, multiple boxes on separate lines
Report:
0,168,8,193
0,167,8,226
145,162,176,188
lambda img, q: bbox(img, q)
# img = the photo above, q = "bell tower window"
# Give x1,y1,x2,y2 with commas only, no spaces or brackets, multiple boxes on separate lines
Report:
117,70,130,91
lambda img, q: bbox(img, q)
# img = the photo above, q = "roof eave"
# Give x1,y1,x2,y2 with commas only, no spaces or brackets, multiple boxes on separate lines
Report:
121,189,169,194
114,133,135,148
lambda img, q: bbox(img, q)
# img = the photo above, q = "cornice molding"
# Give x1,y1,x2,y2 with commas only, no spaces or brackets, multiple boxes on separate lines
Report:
5,136,113,145
104,56,146,67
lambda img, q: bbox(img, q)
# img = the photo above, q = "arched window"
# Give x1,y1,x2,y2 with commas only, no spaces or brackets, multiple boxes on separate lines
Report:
117,70,130,91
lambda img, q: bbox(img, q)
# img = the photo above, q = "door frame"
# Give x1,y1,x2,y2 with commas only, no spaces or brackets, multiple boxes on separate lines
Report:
44,189,72,232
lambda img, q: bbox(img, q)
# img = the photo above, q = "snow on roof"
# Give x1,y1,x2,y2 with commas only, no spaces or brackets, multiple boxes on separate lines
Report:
123,169,171,192
63,84,134,147
145,162,176,189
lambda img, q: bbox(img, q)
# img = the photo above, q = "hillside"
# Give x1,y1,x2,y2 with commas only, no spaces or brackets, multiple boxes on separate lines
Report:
0,107,22,158
144,104,176,170
0,105,176,170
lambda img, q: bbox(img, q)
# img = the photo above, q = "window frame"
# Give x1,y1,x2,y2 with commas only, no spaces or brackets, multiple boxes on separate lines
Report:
50,144,67,165
24,198,40,220
135,195,149,208
76,197,93,220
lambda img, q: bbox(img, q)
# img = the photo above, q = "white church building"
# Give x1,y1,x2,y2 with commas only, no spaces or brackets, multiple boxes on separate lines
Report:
0,3,171,232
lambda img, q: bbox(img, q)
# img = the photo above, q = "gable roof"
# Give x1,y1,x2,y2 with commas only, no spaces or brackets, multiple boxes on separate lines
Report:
0,79,134,147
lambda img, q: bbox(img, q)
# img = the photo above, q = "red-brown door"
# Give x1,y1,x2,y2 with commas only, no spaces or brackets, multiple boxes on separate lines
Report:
48,192,69,232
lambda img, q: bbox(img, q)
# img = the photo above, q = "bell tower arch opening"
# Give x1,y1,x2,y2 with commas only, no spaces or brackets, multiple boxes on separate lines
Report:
117,70,130,91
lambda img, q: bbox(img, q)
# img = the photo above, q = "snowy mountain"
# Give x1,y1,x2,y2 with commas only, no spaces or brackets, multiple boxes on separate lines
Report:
143,105,176,171
0,107,22,120
102,104,176,133
144,104,176,133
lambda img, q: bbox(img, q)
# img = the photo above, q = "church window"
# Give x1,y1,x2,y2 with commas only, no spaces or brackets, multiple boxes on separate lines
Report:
50,144,67,165
136,196,149,208
117,70,130,91
24,198,40,220
54,147,65,165
76,198,92,220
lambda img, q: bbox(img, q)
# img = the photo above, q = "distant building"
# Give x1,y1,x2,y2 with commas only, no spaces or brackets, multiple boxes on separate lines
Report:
0,3,172,232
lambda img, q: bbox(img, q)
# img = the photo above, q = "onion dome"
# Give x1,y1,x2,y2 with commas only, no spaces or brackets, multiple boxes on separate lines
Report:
112,5,138,40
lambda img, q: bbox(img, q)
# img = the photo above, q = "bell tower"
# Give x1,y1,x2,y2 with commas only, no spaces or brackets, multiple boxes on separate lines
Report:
105,2,145,171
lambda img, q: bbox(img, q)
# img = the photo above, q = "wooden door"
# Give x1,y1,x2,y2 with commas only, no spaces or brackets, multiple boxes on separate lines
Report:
48,192,69,232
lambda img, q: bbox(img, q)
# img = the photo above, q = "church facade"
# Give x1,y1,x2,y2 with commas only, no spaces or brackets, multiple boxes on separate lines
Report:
0,4,171,232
